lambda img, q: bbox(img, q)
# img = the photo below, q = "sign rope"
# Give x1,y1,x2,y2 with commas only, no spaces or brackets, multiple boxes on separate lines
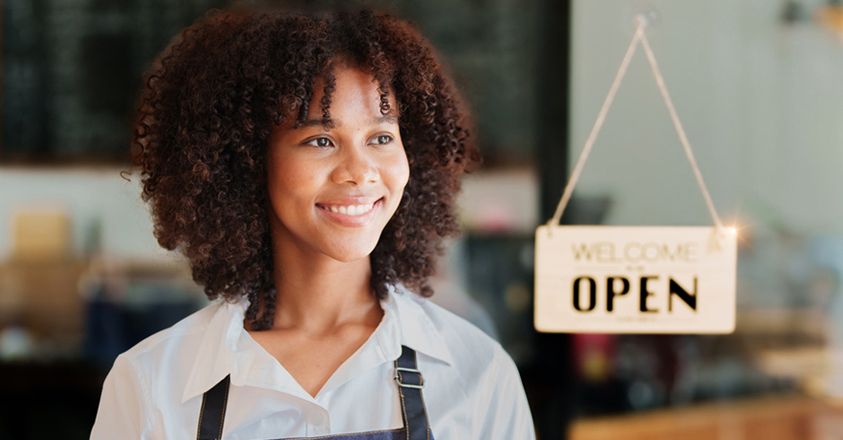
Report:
548,18,724,230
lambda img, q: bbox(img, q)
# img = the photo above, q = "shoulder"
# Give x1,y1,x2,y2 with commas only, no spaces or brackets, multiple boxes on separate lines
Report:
421,296,504,364
392,288,516,386
92,301,230,439
121,300,220,357
115,300,226,387
390,289,536,439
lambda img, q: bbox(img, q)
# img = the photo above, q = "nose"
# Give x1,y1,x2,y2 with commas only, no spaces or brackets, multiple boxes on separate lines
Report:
331,144,378,185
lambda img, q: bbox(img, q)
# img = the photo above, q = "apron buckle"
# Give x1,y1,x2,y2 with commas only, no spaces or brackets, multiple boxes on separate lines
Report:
394,366,424,389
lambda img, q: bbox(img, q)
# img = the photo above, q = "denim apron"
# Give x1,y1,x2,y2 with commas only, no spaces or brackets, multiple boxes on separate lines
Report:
196,346,433,440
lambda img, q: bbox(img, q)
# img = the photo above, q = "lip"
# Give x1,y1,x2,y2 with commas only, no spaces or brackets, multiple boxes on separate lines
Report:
316,197,383,227
316,196,381,206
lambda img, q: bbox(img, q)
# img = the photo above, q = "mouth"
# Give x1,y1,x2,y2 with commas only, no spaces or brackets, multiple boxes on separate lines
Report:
316,201,377,216
315,198,384,226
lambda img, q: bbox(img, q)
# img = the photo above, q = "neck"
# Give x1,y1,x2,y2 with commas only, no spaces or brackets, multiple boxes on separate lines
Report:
268,226,381,334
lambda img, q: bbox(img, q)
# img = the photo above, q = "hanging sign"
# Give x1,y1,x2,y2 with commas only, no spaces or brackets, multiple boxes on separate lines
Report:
534,15,738,334
535,225,736,333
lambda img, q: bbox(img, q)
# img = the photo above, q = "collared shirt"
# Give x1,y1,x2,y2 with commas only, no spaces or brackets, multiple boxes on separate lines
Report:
90,286,536,440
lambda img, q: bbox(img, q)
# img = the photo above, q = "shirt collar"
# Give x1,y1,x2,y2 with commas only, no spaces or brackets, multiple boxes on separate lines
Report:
180,285,453,404
380,284,454,366
180,299,244,404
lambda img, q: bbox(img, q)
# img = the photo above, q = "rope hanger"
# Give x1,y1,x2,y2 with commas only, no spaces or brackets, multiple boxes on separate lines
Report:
547,17,724,231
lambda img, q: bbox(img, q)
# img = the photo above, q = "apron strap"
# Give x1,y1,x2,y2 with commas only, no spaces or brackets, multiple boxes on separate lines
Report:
196,375,230,440
394,345,431,440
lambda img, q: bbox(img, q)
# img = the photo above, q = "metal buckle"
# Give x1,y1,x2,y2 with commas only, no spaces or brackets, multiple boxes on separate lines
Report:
394,367,424,389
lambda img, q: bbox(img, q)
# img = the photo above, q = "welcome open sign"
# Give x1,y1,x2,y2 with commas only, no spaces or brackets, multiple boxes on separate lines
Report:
534,17,738,334
535,226,736,333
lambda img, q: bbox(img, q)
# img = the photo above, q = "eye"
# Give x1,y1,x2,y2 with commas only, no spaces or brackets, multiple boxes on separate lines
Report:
370,134,394,145
304,137,333,148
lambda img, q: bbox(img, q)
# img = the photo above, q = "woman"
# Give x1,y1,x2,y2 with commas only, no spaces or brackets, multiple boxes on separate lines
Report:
91,7,535,440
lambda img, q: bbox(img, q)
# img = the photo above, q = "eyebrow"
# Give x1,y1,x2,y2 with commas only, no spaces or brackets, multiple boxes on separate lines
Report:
298,114,398,129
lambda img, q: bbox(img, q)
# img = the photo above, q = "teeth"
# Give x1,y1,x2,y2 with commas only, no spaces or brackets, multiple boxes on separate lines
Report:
322,202,375,216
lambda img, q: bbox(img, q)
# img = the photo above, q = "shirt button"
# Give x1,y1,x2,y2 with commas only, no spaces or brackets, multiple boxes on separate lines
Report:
311,412,325,426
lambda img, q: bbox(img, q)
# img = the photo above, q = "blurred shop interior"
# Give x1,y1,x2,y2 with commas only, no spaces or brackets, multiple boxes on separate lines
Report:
4,0,843,439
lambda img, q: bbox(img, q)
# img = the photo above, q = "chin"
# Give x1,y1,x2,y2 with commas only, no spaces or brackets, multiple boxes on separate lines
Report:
322,240,379,263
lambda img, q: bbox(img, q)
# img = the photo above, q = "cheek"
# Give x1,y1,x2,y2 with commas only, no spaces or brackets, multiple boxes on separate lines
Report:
389,150,411,193
383,153,410,221
268,155,322,208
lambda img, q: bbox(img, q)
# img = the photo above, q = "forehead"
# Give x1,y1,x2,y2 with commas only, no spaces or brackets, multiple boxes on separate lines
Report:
311,67,383,111
274,65,400,132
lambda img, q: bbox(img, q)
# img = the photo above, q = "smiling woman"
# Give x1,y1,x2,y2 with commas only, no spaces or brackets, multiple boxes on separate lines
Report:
90,6,535,440
130,8,479,333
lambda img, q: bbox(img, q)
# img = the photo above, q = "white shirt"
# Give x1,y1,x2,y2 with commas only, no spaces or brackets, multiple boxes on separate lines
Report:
90,285,536,439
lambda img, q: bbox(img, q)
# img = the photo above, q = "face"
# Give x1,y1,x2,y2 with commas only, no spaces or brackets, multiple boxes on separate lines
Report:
266,66,410,263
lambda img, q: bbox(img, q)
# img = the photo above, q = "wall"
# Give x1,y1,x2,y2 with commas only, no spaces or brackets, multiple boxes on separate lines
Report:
0,167,166,260
569,0,843,234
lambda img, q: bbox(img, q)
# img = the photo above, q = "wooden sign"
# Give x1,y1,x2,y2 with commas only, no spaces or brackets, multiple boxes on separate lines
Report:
534,226,736,334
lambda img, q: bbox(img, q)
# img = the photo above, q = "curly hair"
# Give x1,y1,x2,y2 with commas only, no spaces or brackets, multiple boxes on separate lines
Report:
133,6,480,330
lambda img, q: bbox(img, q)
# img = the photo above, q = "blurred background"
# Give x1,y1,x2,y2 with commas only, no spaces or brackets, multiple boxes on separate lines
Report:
3,0,843,438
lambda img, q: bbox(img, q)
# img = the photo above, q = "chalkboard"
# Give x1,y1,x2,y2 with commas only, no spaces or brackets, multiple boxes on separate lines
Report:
2,0,541,163
2,0,227,162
